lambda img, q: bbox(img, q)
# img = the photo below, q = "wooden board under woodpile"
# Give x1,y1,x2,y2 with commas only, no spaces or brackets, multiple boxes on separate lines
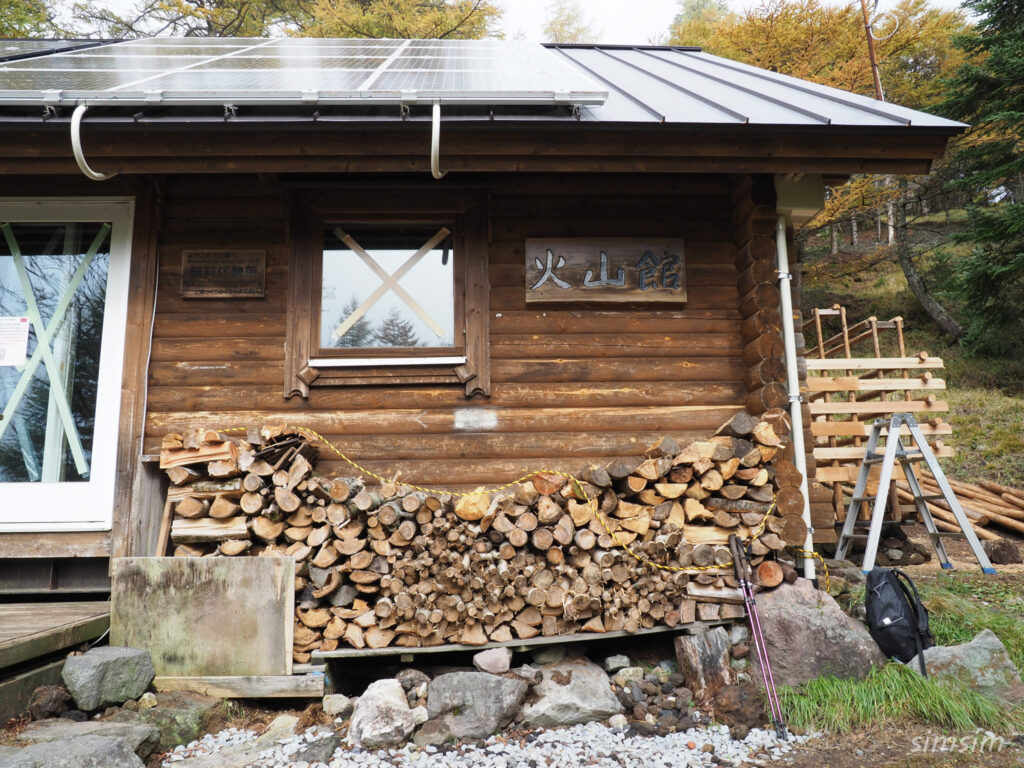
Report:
158,410,808,662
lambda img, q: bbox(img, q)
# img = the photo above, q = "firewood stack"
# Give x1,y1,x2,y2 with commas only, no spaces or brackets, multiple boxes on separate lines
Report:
159,410,807,661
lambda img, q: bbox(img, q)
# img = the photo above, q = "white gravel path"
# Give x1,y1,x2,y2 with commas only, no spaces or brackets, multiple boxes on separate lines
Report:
164,721,814,768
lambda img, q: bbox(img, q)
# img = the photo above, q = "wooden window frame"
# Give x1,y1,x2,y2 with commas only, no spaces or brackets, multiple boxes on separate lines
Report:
284,187,490,398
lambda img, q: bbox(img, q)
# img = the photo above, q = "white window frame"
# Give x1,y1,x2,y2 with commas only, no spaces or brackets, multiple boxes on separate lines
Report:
0,197,134,532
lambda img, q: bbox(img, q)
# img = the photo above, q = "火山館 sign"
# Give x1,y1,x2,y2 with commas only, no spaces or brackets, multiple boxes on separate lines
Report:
525,239,686,304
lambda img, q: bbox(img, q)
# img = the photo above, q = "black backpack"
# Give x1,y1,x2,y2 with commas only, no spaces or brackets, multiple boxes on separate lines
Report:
864,567,933,675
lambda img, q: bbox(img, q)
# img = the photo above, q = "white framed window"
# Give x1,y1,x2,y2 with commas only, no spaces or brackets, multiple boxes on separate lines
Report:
0,198,134,532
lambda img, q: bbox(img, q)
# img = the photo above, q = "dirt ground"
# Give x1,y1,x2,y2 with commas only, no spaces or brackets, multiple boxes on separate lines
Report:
782,725,1023,768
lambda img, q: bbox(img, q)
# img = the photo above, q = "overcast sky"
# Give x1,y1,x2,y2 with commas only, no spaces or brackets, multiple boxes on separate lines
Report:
498,0,965,43
85,0,967,44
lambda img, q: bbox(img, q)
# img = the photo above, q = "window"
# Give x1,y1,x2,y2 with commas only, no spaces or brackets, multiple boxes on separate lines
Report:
284,189,490,397
0,198,133,532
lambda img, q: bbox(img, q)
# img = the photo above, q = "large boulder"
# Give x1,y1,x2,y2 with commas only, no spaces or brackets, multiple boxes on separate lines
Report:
15,719,160,759
426,671,527,739
519,658,622,728
752,578,885,686
347,679,415,749
674,627,734,698
111,691,218,751
1,735,144,768
909,629,1024,704
982,539,1021,565
712,680,766,739
61,648,154,712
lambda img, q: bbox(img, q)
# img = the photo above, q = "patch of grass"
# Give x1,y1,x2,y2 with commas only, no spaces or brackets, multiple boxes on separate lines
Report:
941,388,1024,487
779,662,1024,735
919,579,1024,671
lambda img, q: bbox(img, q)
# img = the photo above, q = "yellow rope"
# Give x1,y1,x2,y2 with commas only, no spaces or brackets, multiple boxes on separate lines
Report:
217,425,796,576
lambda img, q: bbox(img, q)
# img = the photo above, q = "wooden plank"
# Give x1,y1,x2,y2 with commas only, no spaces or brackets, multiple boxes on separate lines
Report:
145,381,746,412
170,517,249,544
111,557,294,677
313,622,698,660
813,445,954,461
0,659,64,724
145,405,741,439
0,602,110,669
145,425,737,461
806,377,946,392
805,357,944,371
809,400,948,416
810,421,952,437
0,532,110,558
153,675,323,698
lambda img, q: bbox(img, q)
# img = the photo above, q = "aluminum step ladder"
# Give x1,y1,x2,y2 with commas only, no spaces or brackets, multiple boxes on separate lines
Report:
834,413,996,575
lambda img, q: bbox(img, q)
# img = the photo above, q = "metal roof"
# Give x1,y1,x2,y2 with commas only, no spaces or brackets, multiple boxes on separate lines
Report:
550,45,962,129
0,38,964,133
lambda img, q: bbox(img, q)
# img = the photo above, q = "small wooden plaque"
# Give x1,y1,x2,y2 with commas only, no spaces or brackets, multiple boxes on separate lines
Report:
525,239,686,304
181,250,265,298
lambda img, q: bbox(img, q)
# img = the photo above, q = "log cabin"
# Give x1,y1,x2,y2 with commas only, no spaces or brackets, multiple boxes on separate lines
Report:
0,38,963,601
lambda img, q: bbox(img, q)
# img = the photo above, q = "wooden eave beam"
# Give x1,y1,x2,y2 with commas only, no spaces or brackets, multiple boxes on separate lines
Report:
0,127,953,176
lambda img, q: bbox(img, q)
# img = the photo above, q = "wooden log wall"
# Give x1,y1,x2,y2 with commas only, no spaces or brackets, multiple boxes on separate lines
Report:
144,173,749,496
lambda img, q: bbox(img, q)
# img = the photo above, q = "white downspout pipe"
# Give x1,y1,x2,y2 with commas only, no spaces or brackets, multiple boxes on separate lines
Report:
430,101,446,180
776,215,816,582
71,105,117,181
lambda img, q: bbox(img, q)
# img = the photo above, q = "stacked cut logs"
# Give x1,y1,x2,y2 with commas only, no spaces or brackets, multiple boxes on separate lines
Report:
882,474,1024,541
159,411,808,661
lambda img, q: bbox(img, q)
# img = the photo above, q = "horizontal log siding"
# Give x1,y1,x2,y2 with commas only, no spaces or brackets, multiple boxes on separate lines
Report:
144,174,745,486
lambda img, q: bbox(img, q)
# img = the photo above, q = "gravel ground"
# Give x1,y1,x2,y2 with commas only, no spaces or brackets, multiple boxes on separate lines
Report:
163,721,814,768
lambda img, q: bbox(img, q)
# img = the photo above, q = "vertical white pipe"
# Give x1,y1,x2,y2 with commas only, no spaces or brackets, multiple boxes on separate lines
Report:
775,215,816,581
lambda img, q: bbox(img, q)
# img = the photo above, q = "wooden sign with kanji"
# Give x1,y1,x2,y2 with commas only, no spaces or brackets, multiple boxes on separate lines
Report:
524,239,686,304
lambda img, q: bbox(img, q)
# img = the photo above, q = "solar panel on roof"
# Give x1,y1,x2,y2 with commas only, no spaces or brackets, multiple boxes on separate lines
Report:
0,37,608,107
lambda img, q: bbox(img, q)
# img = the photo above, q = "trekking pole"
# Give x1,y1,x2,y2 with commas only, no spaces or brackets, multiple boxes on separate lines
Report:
730,534,789,741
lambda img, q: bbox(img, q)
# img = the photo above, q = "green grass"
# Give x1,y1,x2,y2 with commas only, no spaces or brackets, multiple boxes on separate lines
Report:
779,662,1024,734
919,577,1024,671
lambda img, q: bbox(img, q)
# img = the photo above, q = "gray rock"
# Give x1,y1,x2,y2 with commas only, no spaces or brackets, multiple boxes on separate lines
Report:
111,691,218,752
983,539,1022,565
473,647,512,675
323,694,354,718
885,548,904,562
604,655,630,673
348,679,415,749
136,692,157,710
611,666,644,687
729,624,750,646
511,665,542,686
608,713,628,731
296,733,344,763
1,735,144,768
752,578,885,686
908,629,1024,704
674,627,735,698
520,658,622,728
254,714,299,748
16,719,160,759
0,748,22,760
61,648,154,712
396,668,431,693
411,706,428,726
27,685,72,721
427,671,527,739
412,718,453,748
531,645,567,665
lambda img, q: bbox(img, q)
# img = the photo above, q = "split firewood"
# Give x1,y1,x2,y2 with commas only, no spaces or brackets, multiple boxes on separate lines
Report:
161,418,804,651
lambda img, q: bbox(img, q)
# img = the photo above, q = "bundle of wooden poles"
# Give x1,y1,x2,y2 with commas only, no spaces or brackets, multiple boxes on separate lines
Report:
159,411,807,659
837,474,1024,541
